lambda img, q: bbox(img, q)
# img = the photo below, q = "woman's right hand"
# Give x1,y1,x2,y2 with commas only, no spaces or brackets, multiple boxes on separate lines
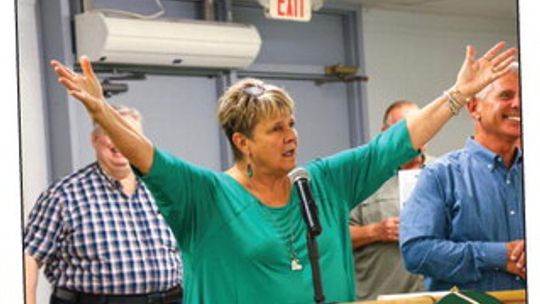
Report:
50,56,106,117
51,56,155,173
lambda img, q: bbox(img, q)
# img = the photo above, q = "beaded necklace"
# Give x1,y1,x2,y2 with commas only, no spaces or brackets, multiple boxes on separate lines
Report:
259,202,303,271
240,166,303,271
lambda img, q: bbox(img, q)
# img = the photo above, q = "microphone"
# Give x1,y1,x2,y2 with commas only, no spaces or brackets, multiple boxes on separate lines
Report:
288,167,322,236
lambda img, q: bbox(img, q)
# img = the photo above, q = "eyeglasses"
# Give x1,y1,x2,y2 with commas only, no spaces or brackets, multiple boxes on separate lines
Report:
241,84,280,98
242,85,266,97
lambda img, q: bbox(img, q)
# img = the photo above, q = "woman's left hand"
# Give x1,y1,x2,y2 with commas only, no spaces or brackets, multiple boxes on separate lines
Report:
453,41,516,98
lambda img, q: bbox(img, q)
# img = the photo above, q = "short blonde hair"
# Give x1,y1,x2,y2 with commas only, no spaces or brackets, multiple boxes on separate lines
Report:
217,78,295,161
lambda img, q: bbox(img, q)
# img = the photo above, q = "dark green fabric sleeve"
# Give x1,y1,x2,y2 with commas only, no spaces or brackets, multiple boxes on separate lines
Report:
309,120,418,211
132,147,218,251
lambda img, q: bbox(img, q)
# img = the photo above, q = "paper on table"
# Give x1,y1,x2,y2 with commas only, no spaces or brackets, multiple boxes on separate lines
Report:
377,290,450,300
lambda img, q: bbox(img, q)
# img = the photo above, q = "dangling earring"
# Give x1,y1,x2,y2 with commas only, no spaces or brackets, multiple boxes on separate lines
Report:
246,163,253,178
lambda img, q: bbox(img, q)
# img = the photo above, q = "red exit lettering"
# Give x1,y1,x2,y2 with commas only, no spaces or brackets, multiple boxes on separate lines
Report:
277,0,304,18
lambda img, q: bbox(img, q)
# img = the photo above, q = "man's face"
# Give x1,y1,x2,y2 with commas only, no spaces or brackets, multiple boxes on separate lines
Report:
91,116,141,177
383,104,425,169
473,73,520,141
383,104,419,129
93,133,130,171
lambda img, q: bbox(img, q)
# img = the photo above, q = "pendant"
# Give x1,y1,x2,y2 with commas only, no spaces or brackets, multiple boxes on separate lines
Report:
291,258,303,271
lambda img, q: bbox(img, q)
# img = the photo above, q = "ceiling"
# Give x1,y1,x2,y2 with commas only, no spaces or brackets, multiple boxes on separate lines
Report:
337,0,518,20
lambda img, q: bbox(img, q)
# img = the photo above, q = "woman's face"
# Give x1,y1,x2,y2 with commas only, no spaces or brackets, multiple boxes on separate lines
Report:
248,113,298,176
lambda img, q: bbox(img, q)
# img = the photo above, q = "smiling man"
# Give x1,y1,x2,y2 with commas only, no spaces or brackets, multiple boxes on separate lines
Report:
24,105,183,304
400,62,525,292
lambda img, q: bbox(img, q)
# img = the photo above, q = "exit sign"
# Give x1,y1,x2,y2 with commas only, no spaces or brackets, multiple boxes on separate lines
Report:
266,0,312,22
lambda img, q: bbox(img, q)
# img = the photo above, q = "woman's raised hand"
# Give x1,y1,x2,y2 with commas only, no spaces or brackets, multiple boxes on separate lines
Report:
50,56,106,116
453,41,517,98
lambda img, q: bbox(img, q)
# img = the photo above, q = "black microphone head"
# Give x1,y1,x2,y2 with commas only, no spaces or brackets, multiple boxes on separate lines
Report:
288,167,310,184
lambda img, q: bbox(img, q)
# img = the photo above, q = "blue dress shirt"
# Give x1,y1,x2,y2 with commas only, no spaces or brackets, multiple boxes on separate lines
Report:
400,138,525,291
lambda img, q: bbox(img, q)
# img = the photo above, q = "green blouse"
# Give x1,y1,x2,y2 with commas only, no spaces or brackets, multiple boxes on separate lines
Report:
138,120,417,303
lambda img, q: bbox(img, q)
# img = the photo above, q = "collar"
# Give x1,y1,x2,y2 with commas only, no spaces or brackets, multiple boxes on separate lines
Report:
465,137,522,171
94,162,138,190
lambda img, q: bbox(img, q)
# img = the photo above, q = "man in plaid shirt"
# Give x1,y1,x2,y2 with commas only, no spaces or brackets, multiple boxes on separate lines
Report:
24,105,183,304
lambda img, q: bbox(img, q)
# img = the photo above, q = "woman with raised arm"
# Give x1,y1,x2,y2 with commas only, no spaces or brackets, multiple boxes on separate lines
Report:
51,42,515,304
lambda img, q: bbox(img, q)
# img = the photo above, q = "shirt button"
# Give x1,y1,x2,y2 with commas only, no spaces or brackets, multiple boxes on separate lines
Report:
506,179,511,184
510,210,516,215
488,165,493,169
516,276,521,281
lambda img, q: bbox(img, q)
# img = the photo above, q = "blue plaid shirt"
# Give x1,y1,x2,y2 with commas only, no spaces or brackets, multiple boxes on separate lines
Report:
24,162,182,294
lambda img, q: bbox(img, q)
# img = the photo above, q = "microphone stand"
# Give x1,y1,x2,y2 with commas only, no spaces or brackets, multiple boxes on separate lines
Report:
295,179,326,304
290,168,331,304
306,228,325,304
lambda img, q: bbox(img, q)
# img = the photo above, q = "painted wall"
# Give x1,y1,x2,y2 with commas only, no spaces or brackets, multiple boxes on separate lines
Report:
18,0,52,301
361,8,517,156
19,0,50,222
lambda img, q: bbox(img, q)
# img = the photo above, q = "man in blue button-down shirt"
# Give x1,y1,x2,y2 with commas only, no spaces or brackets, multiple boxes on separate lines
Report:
400,62,525,292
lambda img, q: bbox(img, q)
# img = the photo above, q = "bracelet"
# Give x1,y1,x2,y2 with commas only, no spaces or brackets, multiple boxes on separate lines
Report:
443,88,472,116
444,90,462,115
